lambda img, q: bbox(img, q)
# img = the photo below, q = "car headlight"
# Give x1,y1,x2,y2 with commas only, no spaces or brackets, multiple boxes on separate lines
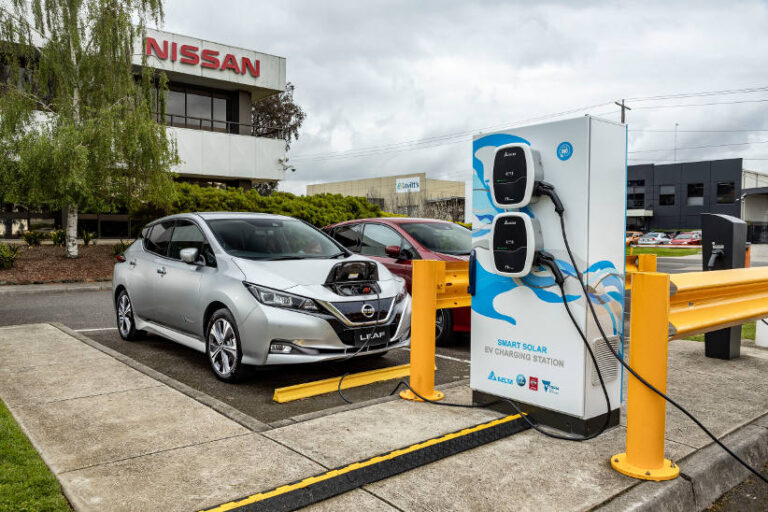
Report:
394,277,407,304
244,283,320,312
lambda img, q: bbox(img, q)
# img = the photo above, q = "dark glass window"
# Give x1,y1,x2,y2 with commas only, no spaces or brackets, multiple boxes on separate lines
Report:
332,224,362,251
717,182,736,203
168,221,206,260
361,224,403,257
687,183,704,206
160,86,231,132
165,89,185,127
659,185,675,206
145,221,174,256
627,180,645,209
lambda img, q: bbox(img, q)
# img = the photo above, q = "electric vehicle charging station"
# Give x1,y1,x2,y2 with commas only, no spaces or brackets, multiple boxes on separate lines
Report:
470,116,627,435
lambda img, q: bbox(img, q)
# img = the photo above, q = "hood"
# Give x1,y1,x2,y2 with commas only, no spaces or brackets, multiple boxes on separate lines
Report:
232,255,394,291
433,252,470,262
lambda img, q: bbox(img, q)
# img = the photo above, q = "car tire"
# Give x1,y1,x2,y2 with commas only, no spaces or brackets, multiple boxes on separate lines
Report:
206,308,245,383
435,309,453,346
116,290,140,341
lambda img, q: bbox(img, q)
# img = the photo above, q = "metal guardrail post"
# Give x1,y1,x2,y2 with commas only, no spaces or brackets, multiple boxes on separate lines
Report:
400,260,444,402
611,272,679,481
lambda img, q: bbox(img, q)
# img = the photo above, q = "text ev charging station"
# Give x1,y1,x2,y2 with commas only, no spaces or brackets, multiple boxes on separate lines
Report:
470,116,627,434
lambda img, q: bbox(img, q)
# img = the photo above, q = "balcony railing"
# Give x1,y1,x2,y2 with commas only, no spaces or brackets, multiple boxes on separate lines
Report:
152,113,285,140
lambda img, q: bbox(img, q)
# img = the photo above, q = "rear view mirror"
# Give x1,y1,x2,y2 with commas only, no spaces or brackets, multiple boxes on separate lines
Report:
180,247,201,265
385,245,402,259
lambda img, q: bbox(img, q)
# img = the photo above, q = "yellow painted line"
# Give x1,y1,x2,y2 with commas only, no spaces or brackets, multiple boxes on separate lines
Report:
272,363,435,403
200,413,522,512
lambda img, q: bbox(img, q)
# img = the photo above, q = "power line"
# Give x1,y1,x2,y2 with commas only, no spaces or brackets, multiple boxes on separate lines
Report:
626,85,768,102
632,98,768,110
631,128,768,133
628,139,768,154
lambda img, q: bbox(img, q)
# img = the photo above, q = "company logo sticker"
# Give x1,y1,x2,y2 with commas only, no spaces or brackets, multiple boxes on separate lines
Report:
361,303,376,318
529,377,538,391
542,380,560,395
556,141,573,161
516,374,526,387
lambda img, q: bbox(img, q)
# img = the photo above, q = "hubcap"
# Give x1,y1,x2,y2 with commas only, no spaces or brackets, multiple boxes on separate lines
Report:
209,318,238,376
435,309,445,339
117,294,132,336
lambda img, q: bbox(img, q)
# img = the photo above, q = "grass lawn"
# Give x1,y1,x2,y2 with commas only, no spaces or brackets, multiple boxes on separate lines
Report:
626,246,701,257
0,399,70,512
685,322,756,342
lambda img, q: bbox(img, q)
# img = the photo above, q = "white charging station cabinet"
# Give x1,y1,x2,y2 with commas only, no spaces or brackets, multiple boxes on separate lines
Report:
470,116,627,435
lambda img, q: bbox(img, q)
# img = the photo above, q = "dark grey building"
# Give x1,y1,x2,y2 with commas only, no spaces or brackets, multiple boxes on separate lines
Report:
627,158,747,231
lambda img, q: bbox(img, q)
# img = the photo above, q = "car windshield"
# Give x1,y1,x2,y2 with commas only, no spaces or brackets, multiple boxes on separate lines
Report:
644,233,659,237
676,234,693,239
400,222,471,255
206,218,343,260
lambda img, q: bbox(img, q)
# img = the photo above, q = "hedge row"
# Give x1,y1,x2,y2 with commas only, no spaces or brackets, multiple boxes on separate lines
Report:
167,183,386,227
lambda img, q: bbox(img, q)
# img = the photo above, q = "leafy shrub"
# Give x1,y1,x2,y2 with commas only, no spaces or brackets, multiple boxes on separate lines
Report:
167,183,386,227
112,240,133,256
81,231,96,246
22,230,45,247
50,229,66,247
0,243,20,269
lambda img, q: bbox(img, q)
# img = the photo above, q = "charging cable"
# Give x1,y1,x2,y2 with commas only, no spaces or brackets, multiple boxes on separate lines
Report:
540,188,768,485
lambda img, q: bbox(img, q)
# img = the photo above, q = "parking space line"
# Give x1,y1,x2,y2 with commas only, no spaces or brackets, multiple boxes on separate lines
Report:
75,327,118,333
400,347,470,364
200,414,527,512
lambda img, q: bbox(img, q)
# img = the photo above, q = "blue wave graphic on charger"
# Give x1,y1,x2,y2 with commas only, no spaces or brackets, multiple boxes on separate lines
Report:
472,134,531,225
472,261,518,325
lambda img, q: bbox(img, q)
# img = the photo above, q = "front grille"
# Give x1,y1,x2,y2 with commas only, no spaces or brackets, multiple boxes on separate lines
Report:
330,298,394,324
328,313,402,347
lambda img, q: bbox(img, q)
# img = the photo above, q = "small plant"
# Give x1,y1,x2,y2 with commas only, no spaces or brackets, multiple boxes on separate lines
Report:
112,240,133,256
81,230,96,246
22,230,45,247
0,243,20,269
50,229,66,247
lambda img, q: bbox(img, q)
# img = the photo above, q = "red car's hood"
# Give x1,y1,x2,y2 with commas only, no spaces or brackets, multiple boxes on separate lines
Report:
433,252,470,261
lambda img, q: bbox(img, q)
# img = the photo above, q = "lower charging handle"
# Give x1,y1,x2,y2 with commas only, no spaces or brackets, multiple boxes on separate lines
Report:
468,249,477,296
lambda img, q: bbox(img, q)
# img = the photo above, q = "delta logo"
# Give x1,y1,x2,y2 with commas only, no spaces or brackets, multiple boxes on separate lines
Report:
529,377,538,391
487,370,516,386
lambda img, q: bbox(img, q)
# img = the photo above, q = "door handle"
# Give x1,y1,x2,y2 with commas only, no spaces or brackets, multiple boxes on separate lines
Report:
156,267,167,275
129,259,136,266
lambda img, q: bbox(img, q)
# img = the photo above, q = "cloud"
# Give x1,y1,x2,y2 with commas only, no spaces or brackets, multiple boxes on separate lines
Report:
159,0,768,193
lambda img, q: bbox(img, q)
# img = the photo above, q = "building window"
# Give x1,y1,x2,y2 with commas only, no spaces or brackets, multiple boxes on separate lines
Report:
160,86,232,133
659,185,675,206
687,183,704,206
716,182,736,203
627,179,645,209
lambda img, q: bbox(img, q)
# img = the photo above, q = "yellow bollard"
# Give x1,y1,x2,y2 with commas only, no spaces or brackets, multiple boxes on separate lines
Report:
400,260,444,402
611,272,679,481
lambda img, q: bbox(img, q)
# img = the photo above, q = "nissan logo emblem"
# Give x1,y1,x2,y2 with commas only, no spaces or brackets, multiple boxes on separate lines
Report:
361,303,376,319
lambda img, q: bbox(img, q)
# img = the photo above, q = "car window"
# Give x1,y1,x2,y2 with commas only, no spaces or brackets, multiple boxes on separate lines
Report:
333,224,363,252
361,224,403,257
168,221,206,260
400,222,471,255
145,221,174,256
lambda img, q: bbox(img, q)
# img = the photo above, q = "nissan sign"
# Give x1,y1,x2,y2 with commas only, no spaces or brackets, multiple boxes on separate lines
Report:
145,37,260,78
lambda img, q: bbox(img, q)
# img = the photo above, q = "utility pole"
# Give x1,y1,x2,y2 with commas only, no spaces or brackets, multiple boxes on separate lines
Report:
614,99,632,124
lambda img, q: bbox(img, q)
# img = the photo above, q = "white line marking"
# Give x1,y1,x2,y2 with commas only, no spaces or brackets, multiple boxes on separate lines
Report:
75,327,118,333
400,347,470,364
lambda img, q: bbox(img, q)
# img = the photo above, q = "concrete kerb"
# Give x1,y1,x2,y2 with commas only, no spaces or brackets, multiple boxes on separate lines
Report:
0,281,112,295
51,323,270,433
592,412,768,511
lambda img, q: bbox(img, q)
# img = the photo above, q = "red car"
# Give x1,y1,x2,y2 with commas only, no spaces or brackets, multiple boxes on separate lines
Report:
324,218,471,344
670,232,702,245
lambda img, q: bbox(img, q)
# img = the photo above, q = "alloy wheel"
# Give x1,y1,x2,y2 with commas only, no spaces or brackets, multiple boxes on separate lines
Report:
435,309,445,339
117,294,133,337
208,318,238,376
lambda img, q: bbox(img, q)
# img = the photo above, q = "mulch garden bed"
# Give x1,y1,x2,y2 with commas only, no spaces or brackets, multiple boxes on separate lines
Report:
0,245,115,285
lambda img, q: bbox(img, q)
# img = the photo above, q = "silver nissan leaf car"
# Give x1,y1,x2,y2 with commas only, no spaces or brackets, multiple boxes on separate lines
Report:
112,212,412,382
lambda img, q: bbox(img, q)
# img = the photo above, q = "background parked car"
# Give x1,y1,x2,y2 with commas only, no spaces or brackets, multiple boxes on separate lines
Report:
626,231,642,246
324,218,470,345
670,231,702,245
638,232,672,245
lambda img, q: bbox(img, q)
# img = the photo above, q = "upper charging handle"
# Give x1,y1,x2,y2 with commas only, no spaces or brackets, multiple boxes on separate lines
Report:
490,143,543,209
490,212,542,277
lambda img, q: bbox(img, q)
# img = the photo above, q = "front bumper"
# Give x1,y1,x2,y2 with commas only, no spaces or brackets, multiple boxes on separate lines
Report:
238,294,411,366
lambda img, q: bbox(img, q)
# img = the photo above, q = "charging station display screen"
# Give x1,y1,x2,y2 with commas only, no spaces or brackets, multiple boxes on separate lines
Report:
492,147,528,206
492,216,528,274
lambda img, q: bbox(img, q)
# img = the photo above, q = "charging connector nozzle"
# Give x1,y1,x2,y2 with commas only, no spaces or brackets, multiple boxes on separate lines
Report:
535,182,565,215
535,250,565,285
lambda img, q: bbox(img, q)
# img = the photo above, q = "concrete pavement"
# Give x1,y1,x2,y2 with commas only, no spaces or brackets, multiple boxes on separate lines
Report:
1,323,767,511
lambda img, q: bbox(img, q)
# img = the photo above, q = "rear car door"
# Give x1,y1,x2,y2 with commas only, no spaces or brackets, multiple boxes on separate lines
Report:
359,223,416,286
153,220,213,335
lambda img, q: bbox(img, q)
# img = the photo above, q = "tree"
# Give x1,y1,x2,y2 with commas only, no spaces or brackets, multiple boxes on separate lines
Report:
0,0,178,257
251,81,306,196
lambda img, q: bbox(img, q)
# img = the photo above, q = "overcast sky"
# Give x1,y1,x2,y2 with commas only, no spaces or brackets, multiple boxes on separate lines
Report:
160,0,768,195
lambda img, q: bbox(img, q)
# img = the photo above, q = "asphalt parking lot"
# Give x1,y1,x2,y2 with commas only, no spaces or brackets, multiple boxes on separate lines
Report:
0,289,471,425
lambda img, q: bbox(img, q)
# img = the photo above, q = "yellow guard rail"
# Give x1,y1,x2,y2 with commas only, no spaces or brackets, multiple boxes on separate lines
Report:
612,266,768,481
624,254,657,291
400,260,470,402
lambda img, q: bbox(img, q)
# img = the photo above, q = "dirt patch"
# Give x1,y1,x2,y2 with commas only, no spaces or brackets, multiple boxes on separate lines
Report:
0,245,115,285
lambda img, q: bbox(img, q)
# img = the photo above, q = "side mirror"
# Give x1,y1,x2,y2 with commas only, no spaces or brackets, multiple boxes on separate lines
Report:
385,245,402,259
180,247,201,265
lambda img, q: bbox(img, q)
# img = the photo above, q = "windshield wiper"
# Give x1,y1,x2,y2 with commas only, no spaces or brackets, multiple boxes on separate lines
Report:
265,256,309,261
328,252,349,259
